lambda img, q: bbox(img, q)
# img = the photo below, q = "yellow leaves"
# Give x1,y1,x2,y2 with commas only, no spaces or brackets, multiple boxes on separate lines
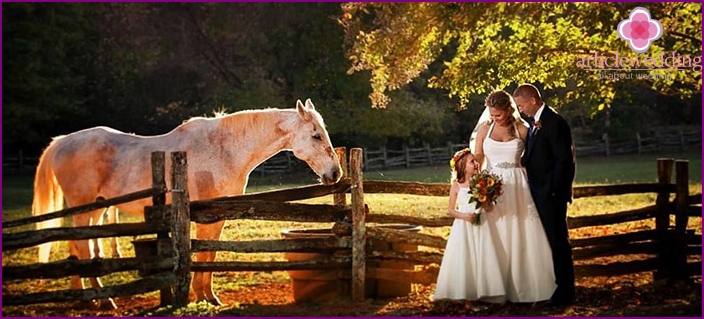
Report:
344,2,702,113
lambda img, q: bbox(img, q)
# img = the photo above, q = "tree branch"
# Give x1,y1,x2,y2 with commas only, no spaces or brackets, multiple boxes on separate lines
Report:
668,31,702,45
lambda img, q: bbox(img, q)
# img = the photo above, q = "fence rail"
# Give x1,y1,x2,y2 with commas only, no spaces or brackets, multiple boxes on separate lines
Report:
2,152,173,308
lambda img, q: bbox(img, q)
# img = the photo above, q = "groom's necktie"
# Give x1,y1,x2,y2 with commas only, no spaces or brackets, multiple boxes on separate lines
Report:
527,118,535,144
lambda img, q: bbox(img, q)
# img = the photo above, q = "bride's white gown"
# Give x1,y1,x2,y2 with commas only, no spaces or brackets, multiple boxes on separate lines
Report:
433,124,557,303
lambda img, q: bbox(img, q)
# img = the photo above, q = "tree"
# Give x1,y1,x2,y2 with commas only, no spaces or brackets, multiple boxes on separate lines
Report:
340,2,702,113
2,3,102,151
4,3,462,155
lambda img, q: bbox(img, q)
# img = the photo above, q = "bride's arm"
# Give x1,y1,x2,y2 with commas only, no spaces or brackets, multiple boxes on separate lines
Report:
473,123,490,169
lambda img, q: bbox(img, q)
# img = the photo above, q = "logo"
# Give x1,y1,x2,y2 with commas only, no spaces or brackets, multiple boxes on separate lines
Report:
617,7,663,53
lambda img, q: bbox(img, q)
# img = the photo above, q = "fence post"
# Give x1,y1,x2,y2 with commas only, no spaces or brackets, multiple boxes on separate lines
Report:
654,158,674,280
403,144,410,168
334,147,348,206
151,152,173,306
382,146,388,169
350,148,366,302
673,160,690,281
424,143,432,165
636,133,642,154
674,160,689,233
171,152,191,307
333,147,349,296
602,133,610,156
152,151,167,209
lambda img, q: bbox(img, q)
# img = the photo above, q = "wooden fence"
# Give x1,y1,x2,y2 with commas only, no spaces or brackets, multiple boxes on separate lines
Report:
2,148,701,308
2,152,174,307
581,130,702,157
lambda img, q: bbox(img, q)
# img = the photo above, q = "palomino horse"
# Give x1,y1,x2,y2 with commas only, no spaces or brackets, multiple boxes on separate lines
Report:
32,99,341,308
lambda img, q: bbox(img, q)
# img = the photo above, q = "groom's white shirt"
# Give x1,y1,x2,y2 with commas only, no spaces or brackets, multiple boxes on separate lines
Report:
534,103,546,122
531,103,546,135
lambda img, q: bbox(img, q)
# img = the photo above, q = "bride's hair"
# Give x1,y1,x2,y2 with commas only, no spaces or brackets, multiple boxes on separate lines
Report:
485,90,521,138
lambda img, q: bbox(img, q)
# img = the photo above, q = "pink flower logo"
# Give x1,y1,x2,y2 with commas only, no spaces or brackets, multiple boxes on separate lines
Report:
617,7,662,53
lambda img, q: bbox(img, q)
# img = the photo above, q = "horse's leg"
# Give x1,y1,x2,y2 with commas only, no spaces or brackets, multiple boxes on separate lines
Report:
109,207,122,258
91,208,111,259
68,239,86,291
193,221,226,306
103,206,122,258
91,238,103,259
73,211,117,310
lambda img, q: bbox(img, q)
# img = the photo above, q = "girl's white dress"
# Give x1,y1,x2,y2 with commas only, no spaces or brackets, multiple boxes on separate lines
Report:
433,123,557,303
432,186,507,302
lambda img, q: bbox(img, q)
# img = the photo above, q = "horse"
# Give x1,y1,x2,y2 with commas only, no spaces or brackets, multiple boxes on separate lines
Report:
31,99,342,308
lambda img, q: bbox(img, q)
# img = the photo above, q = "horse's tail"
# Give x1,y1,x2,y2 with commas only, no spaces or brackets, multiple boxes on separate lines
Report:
32,139,64,263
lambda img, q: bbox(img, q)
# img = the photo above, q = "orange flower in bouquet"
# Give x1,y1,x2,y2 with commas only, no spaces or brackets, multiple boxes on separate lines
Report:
468,170,504,225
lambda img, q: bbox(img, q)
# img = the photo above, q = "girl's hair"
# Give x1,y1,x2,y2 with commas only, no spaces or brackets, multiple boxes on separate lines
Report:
450,148,473,183
485,90,521,138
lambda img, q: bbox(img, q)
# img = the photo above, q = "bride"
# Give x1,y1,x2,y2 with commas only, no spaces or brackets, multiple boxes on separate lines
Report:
433,90,556,303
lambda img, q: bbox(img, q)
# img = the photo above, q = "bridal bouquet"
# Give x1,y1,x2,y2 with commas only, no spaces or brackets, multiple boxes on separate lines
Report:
468,170,504,225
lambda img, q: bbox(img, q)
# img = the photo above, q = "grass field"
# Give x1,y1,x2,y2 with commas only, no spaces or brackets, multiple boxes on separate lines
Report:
1,149,701,316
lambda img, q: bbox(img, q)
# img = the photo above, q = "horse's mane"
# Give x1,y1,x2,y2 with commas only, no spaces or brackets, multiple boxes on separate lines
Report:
176,108,294,136
182,108,283,124
177,106,325,137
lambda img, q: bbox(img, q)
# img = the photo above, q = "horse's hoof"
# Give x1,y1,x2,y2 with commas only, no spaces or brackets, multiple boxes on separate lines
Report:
206,298,224,307
97,298,118,310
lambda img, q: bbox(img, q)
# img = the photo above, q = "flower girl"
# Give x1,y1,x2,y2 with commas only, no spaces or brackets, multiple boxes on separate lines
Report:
432,148,506,304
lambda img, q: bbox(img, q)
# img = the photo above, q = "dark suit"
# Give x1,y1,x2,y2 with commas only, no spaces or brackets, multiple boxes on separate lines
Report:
522,105,576,303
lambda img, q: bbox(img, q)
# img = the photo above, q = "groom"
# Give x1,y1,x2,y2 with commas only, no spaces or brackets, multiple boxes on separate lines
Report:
514,84,576,305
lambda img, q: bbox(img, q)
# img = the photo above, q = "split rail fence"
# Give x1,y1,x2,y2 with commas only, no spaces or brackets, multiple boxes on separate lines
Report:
2,148,701,308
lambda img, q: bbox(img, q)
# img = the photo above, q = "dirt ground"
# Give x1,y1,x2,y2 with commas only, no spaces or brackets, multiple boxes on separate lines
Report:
3,271,701,317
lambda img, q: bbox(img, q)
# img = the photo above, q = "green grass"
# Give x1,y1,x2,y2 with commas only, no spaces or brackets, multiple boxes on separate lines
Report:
575,151,701,184
362,149,701,185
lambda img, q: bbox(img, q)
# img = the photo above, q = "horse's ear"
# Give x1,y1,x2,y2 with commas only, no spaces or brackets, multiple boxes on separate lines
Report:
296,99,311,121
305,98,315,110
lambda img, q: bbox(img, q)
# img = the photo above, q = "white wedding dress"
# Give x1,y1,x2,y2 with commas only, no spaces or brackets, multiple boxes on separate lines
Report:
433,123,557,303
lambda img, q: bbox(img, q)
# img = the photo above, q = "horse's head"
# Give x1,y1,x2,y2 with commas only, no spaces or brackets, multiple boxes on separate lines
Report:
287,99,342,185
